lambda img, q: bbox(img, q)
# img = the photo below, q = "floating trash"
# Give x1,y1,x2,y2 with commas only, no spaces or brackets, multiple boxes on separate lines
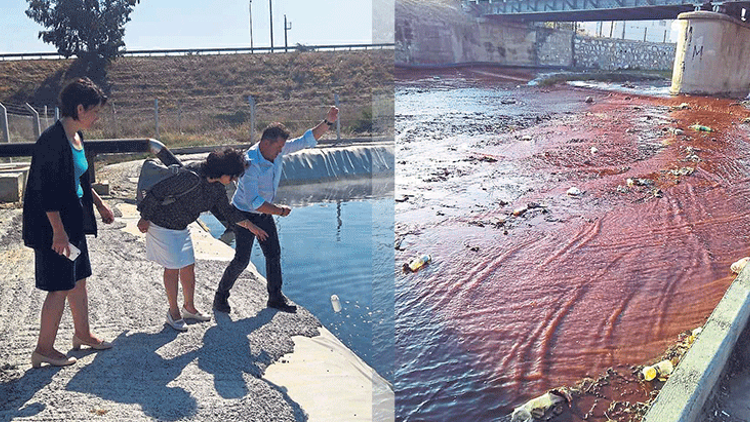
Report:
566,187,582,196
512,206,528,217
511,387,572,422
669,167,695,177
688,327,703,344
590,146,598,154
403,254,432,273
689,124,713,132
330,294,342,313
641,359,674,382
731,257,750,274
667,127,685,135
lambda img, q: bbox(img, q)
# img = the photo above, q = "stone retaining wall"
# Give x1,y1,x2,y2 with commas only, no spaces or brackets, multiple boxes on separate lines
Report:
575,35,675,71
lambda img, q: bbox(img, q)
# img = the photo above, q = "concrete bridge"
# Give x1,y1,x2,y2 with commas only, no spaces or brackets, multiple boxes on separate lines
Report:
465,0,750,97
465,0,750,21
396,0,750,97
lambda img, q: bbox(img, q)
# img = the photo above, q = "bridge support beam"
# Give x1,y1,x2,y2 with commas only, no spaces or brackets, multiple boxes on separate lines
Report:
671,11,750,98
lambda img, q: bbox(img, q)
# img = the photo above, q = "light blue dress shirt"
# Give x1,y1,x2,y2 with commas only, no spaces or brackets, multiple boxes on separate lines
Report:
232,129,317,213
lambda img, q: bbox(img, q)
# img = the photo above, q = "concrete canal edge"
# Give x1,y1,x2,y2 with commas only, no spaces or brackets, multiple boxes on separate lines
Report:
123,200,396,421
643,265,750,422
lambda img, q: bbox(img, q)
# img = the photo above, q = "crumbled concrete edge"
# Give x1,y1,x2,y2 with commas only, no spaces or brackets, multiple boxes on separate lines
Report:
643,266,750,422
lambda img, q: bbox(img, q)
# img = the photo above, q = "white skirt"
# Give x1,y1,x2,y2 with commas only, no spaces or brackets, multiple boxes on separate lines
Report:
146,223,195,269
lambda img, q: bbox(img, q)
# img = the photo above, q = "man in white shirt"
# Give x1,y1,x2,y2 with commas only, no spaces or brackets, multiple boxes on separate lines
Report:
214,106,339,313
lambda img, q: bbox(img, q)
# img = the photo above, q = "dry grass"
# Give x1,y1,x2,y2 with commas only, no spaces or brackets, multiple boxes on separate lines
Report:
0,49,394,147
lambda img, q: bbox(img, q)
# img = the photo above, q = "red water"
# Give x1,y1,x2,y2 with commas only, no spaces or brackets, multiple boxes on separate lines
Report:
395,67,750,421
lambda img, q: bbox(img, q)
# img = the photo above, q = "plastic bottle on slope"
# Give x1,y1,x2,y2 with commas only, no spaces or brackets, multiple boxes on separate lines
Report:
403,254,432,273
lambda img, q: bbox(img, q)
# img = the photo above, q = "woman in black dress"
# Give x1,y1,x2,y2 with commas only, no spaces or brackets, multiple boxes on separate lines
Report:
22,77,115,368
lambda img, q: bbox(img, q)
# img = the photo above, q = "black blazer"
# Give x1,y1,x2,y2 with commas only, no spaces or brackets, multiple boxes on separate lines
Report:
22,120,97,249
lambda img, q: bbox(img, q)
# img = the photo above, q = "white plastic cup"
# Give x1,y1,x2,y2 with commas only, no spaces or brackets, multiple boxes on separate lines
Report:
331,294,342,313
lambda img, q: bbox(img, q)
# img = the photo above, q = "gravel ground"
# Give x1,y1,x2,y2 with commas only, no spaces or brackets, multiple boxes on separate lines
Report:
701,318,750,422
0,158,323,421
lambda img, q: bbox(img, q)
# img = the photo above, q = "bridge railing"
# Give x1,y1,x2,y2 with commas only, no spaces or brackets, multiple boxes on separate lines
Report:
463,0,750,21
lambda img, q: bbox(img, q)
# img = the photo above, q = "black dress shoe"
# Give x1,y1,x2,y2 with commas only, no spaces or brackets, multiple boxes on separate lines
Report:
212,294,231,313
267,298,297,313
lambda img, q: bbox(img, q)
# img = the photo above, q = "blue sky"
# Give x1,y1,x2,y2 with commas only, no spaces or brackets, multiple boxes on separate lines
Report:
0,0,376,53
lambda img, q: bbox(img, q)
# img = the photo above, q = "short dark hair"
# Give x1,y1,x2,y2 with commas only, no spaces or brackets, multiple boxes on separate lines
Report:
260,122,290,142
203,147,247,179
58,77,107,120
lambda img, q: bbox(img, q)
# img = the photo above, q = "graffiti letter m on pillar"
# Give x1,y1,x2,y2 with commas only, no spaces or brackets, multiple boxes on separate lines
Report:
692,45,704,60
692,36,704,61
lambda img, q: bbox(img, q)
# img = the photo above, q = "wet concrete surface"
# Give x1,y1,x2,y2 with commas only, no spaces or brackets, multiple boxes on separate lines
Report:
395,66,750,421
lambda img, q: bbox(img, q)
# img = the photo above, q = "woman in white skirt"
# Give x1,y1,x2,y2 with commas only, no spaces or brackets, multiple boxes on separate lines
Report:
137,147,267,331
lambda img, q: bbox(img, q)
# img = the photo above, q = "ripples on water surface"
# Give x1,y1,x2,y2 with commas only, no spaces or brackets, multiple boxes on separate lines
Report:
395,68,750,421
203,179,395,382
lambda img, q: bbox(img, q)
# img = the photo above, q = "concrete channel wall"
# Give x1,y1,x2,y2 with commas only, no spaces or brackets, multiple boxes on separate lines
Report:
395,0,675,71
643,264,750,422
395,0,573,67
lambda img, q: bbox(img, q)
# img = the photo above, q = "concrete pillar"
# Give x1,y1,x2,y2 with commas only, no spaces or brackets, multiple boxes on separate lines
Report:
671,11,750,98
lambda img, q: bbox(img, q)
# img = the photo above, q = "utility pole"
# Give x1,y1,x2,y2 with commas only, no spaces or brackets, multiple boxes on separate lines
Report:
269,0,274,53
284,14,292,52
249,0,254,51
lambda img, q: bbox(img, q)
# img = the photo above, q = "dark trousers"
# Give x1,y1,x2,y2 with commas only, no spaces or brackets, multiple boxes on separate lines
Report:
216,212,283,302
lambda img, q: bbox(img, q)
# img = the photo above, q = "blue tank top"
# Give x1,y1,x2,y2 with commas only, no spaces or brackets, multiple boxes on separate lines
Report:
70,141,88,198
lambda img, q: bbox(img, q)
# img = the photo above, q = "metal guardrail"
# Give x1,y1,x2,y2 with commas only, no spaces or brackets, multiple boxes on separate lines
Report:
0,43,395,61
0,138,178,182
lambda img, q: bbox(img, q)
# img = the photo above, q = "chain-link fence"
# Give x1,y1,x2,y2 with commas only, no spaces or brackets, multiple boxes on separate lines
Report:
0,91,388,148
1,103,56,144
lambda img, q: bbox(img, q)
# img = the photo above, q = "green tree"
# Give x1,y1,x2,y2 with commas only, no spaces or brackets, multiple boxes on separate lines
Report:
26,0,140,61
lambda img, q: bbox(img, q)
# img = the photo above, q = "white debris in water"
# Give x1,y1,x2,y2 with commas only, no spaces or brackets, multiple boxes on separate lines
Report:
331,295,342,313
567,187,582,196
731,257,750,274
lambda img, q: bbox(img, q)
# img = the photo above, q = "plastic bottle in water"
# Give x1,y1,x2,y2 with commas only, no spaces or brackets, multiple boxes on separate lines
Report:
404,254,432,273
330,294,342,313
641,359,674,381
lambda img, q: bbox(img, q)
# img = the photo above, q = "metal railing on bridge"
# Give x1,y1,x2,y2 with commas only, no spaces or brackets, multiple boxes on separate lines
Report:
464,0,750,21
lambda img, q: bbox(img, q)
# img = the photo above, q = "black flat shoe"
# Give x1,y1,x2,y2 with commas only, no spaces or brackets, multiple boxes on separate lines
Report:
213,294,231,314
267,299,297,313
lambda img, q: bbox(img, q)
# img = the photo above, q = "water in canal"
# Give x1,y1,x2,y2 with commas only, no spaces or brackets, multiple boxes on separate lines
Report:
394,67,750,421
201,178,395,383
